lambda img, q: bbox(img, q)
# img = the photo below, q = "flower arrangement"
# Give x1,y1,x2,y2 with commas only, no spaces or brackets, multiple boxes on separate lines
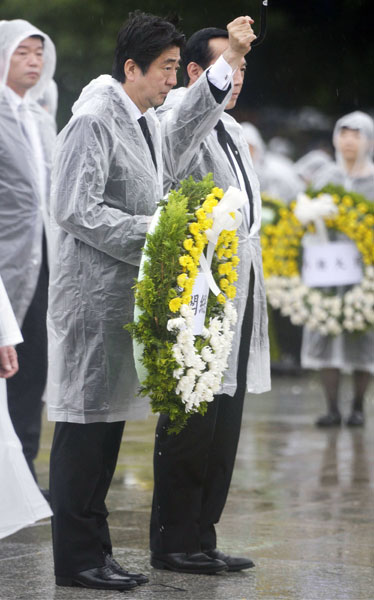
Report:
261,185,374,336
128,175,242,433
261,194,286,227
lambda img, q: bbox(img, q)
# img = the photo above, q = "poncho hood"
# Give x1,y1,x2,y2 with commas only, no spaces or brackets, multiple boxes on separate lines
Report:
333,111,374,159
72,74,142,120
0,19,56,101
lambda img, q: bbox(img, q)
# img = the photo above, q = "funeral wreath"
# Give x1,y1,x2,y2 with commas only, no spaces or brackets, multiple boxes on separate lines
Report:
127,175,244,433
261,185,374,336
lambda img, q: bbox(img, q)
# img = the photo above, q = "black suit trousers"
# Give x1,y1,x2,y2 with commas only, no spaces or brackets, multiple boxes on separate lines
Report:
7,240,48,481
49,420,125,577
150,270,254,554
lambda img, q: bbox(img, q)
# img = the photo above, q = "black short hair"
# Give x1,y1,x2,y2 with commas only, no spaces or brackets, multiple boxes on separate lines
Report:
112,11,185,83
30,34,44,46
181,27,228,86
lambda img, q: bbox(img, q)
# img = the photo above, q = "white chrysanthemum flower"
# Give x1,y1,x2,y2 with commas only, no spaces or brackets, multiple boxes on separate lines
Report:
173,367,184,380
180,304,192,318
167,317,186,331
177,329,194,345
209,317,222,333
201,346,214,362
172,345,184,365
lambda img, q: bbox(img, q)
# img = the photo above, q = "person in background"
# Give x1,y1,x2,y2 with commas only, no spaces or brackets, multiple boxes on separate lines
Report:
0,20,56,483
37,78,58,119
302,111,374,427
0,275,52,539
294,149,333,188
241,121,303,203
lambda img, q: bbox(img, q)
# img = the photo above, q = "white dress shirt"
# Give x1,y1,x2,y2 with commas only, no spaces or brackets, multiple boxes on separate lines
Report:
207,56,251,227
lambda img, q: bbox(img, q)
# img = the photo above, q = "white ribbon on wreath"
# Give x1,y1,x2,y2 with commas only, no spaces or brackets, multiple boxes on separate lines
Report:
199,186,246,296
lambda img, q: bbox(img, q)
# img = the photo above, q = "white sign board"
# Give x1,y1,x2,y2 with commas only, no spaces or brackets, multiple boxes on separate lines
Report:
190,272,209,335
302,241,363,287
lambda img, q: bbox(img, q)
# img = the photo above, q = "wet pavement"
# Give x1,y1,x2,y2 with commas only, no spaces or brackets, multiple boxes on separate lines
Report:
1,373,374,600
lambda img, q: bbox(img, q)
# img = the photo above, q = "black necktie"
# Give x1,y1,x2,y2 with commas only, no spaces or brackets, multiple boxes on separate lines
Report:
138,116,157,171
215,120,254,228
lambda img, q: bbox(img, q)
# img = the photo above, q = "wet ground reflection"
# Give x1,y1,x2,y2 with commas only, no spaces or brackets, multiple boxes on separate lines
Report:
1,373,373,599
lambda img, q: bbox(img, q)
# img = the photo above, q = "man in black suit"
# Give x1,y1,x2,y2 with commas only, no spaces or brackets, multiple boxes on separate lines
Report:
151,18,271,574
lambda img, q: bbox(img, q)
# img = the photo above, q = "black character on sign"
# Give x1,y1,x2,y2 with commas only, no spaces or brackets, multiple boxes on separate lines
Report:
190,294,199,316
199,294,208,314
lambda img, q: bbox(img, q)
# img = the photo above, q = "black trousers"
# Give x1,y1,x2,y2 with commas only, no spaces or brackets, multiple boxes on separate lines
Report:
49,421,125,577
7,240,48,481
150,270,254,554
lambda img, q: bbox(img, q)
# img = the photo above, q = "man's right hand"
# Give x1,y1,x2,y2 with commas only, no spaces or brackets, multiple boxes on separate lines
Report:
0,345,19,378
223,16,257,68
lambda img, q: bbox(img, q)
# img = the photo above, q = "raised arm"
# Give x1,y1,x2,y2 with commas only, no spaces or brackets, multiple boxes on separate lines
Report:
160,16,256,191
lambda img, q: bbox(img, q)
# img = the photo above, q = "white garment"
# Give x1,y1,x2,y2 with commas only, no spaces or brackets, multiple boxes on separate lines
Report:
4,86,48,243
159,82,271,395
301,112,374,374
0,20,56,326
0,275,52,539
47,76,163,423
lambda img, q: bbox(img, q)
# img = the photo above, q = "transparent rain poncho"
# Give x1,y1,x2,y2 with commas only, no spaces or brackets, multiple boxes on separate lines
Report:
0,276,52,538
314,111,374,198
0,20,56,325
37,79,58,119
241,121,303,204
294,150,333,186
302,111,374,373
47,76,163,423
159,78,271,395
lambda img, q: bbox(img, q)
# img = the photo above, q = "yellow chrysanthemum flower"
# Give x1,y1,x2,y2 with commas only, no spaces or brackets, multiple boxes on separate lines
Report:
227,285,236,299
183,238,194,251
189,222,200,236
212,187,224,199
169,297,182,312
228,270,238,283
177,273,188,288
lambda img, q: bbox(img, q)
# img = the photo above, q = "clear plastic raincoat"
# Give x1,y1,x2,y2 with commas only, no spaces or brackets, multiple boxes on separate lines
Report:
0,20,56,325
47,76,163,423
159,80,271,395
302,111,374,373
241,121,303,203
0,276,52,538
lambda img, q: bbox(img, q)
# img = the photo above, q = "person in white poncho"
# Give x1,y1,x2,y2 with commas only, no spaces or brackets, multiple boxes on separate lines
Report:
150,19,271,575
0,20,56,482
0,276,52,540
302,111,374,427
47,11,185,593
241,121,304,203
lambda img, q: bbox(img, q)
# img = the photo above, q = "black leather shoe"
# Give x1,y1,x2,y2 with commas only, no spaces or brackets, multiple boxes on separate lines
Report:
346,410,365,427
151,552,227,574
315,412,341,427
204,548,255,571
55,565,138,590
104,553,149,585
